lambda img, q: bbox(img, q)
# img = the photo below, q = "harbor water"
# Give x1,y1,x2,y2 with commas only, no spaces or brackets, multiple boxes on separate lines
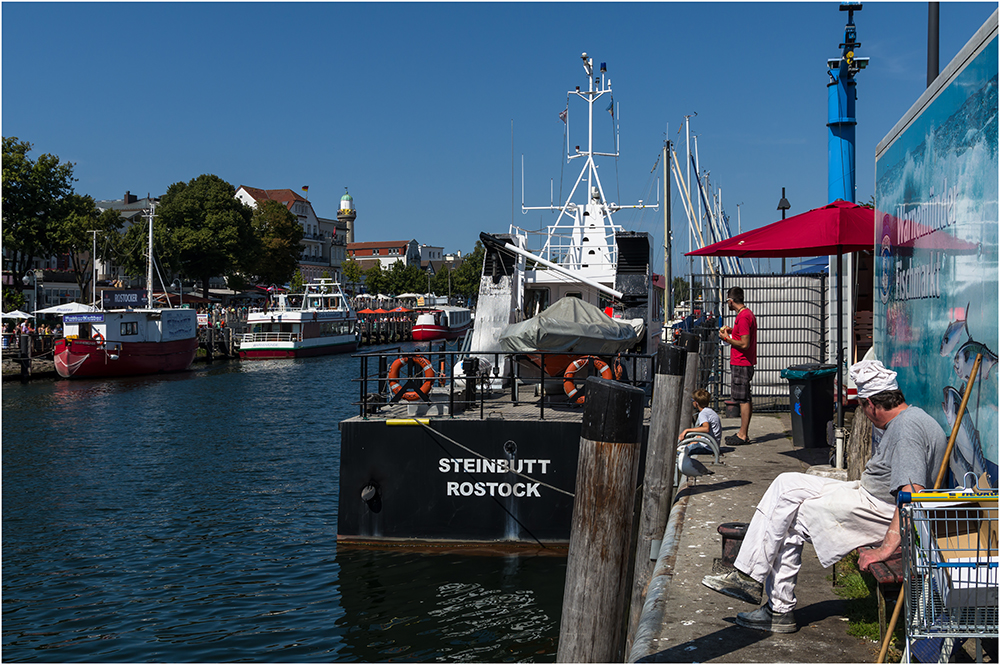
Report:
2,349,565,661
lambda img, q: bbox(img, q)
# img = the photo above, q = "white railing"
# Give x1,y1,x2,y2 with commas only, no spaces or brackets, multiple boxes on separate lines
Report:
240,332,301,344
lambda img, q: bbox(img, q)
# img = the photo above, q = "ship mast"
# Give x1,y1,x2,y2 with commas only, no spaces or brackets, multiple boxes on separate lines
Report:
144,203,155,308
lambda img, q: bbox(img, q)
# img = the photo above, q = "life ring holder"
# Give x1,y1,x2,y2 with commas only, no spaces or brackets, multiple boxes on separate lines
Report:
387,355,435,402
92,331,105,349
563,355,613,404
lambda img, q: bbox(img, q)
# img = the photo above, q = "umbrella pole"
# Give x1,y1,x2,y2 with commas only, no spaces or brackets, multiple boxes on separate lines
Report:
836,251,845,469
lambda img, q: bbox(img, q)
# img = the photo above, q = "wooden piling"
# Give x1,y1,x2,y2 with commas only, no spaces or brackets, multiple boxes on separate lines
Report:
557,377,645,664
627,344,686,648
677,332,700,432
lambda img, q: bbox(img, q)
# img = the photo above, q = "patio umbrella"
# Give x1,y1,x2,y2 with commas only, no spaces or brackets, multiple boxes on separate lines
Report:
687,199,876,440
357,308,375,314
391,306,410,312
2,310,33,319
33,302,97,314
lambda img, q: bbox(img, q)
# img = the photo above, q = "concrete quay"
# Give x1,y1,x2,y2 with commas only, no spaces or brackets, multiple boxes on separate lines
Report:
632,412,879,663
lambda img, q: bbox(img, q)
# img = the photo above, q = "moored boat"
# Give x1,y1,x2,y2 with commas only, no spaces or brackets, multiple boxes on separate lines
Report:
338,54,662,547
239,279,357,359
411,306,472,341
54,307,198,378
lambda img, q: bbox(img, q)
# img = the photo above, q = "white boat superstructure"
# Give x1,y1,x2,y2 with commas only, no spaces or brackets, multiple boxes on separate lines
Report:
474,53,663,364
240,279,357,359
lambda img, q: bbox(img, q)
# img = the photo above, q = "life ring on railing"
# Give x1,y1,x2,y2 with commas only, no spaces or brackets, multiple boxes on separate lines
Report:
563,355,612,404
387,355,435,401
92,331,105,348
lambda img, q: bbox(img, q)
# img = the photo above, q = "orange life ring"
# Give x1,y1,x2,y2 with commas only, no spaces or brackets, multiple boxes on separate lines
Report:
93,331,105,348
563,355,612,404
387,355,435,401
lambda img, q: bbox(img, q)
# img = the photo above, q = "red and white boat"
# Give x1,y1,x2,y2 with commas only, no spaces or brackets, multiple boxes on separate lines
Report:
411,306,472,341
239,279,357,359
54,307,198,379
53,202,200,379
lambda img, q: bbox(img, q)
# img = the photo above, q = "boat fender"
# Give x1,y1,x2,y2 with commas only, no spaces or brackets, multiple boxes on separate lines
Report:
387,355,435,401
93,331,105,348
563,356,612,404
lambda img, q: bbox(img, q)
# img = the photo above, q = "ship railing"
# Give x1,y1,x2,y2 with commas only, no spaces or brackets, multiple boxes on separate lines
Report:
513,223,620,270
239,332,301,343
351,348,655,420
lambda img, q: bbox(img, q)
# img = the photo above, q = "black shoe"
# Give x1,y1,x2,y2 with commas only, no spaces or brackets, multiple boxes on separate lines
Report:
726,434,750,446
735,603,798,633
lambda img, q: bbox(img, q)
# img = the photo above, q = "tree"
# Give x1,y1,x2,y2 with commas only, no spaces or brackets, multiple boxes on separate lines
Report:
364,262,385,295
672,276,690,304
2,137,77,278
250,199,303,286
155,174,255,298
290,269,305,293
48,194,123,301
342,258,363,295
450,242,485,301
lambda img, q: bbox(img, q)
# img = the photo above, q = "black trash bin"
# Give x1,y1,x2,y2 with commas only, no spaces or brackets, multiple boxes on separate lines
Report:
780,363,837,448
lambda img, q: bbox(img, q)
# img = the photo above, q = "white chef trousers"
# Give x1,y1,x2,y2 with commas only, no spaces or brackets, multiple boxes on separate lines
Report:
734,472,896,613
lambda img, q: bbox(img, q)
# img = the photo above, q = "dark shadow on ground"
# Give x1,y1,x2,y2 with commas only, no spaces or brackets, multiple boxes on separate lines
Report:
638,599,852,663
675,479,752,499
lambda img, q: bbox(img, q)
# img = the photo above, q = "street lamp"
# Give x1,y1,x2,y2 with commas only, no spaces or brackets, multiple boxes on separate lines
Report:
22,269,42,312
172,279,183,308
777,188,791,273
446,257,454,303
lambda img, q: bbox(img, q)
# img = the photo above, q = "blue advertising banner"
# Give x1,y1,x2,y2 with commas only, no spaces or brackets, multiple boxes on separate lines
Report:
874,21,998,486
64,314,105,324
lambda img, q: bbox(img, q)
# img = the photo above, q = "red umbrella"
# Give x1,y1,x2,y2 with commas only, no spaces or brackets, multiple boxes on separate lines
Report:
372,308,389,314
687,199,873,258
357,308,375,314
686,199,876,434
391,306,410,312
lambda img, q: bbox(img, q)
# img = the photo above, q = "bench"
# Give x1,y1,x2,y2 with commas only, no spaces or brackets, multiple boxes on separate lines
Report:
857,545,904,643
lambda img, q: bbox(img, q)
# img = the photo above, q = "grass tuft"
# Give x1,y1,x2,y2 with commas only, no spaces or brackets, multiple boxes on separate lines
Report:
832,550,903,662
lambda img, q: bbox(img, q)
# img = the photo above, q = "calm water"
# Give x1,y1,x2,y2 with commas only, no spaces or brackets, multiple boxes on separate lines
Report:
2,350,565,662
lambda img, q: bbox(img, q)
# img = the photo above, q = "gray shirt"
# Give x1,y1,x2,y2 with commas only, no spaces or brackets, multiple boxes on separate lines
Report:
696,407,723,443
860,405,947,505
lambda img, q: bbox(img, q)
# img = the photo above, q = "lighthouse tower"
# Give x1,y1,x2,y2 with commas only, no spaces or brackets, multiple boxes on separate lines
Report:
338,188,356,244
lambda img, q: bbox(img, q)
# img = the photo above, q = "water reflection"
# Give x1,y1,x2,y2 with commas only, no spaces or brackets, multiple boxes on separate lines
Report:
334,548,564,662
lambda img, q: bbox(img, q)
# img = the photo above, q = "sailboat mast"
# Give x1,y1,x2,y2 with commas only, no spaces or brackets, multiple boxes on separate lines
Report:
146,203,155,308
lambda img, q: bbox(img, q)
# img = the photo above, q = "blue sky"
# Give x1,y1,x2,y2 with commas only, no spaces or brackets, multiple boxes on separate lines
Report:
3,2,996,273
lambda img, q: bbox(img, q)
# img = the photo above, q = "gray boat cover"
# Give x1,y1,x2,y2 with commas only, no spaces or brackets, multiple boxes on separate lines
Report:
498,297,641,354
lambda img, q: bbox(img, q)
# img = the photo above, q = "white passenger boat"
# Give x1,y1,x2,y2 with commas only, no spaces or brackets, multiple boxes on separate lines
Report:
239,279,357,359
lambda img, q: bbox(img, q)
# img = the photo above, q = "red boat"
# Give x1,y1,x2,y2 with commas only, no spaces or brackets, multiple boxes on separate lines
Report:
411,306,472,341
54,308,199,379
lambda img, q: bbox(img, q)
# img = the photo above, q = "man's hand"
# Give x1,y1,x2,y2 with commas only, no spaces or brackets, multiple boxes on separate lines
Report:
858,545,892,572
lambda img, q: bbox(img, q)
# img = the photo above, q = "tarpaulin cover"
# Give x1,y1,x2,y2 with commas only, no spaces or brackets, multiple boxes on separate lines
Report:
498,297,640,355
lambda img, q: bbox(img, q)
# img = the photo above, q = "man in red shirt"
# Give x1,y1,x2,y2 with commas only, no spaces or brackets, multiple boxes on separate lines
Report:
719,286,757,445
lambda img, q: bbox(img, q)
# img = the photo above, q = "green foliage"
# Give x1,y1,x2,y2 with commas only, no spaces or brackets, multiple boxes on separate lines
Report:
290,269,305,293
364,262,385,295
342,258,363,292
450,242,485,300
156,174,255,298
2,137,77,277
47,193,123,300
3,286,26,311
250,199,302,286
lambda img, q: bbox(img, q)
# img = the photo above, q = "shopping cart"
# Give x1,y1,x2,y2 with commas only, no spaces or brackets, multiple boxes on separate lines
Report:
899,473,998,663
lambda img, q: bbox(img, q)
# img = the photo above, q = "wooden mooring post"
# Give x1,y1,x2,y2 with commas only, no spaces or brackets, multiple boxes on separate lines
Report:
676,332,700,433
557,377,645,664
626,343,686,648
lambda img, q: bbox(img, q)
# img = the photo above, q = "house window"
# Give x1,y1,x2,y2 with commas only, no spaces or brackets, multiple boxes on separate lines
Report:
121,321,138,336
373,249,379,256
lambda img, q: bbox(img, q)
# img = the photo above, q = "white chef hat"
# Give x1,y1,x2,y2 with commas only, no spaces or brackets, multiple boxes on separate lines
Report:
849,359,899,398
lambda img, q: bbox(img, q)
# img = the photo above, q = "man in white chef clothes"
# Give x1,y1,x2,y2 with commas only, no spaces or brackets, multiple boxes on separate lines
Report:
701,359,948,633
